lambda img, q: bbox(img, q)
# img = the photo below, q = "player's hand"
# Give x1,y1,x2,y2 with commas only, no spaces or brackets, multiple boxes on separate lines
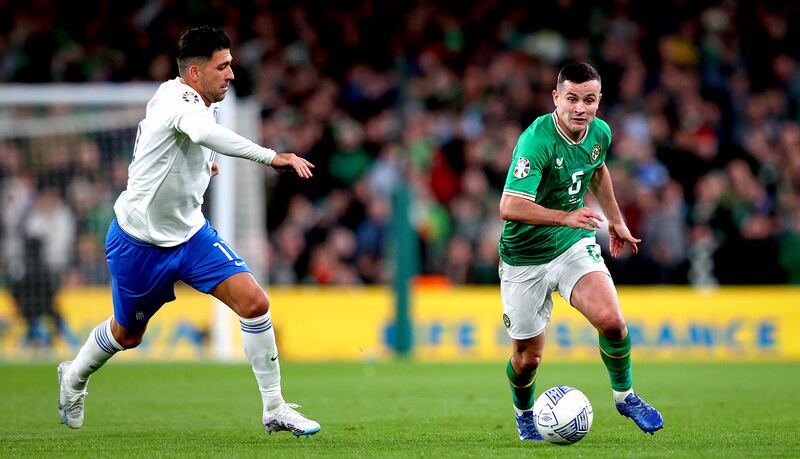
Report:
210,161,219,177
608,221,641,258
270,152,315,178
564,207,603,232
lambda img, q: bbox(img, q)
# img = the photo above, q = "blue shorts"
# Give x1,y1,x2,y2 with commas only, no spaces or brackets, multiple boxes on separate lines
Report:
106,219,250,330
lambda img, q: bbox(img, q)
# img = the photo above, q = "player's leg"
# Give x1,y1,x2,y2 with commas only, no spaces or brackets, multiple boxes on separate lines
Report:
181,223,318,437
59,218,176,429
63,318,145,387
58,318,143,429
210,272,283,411
509,336,545,413
500,260,553,441
210,272,320,437
568,270,663,434
508,334,546,440
569,272,631,391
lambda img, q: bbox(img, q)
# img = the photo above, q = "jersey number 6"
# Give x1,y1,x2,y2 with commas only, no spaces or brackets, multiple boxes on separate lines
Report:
568,171,584,195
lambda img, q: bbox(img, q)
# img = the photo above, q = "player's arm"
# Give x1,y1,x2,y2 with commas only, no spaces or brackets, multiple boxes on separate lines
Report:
499,193,602,231
501,132,601,231
176,112,314,178
588,163,640,257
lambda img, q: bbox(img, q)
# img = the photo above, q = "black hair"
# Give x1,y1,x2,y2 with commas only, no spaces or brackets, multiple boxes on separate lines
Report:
176,26,230,74
557,62,601,88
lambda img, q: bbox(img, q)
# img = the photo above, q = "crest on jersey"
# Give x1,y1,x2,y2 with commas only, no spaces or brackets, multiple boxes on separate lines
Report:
182,91,200,104
591,144,602,162
513,157,531,178
503,314,511,329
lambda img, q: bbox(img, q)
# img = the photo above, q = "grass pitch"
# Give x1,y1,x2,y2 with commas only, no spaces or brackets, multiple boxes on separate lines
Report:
2,361,798,458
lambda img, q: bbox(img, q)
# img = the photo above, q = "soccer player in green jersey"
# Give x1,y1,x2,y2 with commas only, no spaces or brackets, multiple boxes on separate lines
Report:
498,62,663,440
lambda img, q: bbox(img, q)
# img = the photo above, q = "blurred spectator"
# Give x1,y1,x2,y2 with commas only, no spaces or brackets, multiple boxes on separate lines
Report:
640,180,689,283
24,185,76,276
9,237,75,348
779,209,800,283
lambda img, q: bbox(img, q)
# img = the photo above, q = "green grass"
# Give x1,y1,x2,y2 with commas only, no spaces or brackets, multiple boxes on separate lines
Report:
2,361,799,458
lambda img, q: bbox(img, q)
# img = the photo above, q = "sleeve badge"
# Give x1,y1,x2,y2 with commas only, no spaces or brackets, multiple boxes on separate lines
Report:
513,157,531,178
181,91,201,104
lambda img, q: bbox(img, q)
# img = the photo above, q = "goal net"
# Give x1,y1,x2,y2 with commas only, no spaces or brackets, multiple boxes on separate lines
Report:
0,83,265,360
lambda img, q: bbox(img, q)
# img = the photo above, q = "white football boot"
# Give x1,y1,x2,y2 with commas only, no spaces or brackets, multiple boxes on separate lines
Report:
262,403,320,437
57,361,87,429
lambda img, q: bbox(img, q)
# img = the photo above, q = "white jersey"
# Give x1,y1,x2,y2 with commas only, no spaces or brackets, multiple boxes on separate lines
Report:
114,78,275,247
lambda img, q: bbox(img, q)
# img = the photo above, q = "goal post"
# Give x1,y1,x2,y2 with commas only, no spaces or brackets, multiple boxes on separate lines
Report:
0,83,265,360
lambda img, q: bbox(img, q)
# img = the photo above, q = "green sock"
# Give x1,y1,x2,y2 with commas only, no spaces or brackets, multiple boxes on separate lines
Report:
598,333,633,392
506,358,537,410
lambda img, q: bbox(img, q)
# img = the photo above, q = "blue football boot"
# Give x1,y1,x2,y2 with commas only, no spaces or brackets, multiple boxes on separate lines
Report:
616,393,664,434
515,409,544,441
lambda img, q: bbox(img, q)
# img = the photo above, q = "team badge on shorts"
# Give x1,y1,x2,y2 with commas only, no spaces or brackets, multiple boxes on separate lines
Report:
591,144,602,162
586,244,602,262
503,314,511,328
182,91,200,103
513,157,531,178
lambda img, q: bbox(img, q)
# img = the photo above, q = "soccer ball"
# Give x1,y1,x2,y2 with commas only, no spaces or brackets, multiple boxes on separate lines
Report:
533,386,593,445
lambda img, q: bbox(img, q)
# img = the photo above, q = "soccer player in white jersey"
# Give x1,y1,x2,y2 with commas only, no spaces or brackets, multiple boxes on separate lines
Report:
58,26,320,437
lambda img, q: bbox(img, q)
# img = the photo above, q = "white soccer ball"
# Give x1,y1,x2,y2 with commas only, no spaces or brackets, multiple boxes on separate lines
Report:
533,385,593,445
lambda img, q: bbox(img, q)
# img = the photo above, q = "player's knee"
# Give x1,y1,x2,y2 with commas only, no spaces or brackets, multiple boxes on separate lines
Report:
517,353,542,375
597,313,627,341
117,333,144,349
237,291,269,318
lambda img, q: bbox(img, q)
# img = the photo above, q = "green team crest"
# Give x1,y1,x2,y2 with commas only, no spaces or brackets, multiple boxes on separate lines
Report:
586,244,601,262
591,144,602,162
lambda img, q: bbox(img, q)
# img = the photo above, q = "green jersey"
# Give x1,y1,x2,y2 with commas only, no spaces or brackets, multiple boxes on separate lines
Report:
499,112,611,265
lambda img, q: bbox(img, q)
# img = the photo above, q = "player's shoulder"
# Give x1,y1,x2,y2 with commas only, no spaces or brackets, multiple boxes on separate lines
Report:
591,116,612,143
516,113,555,154
525,112,555,135
150,77,204,109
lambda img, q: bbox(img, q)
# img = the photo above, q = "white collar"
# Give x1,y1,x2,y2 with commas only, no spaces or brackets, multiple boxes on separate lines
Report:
551,111,588,145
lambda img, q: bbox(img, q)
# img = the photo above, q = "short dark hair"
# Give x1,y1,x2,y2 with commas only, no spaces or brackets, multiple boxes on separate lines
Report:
177,26,230,74
557,62,601,88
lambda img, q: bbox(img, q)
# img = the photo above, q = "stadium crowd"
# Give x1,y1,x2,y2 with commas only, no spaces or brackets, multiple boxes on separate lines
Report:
1,0,800,293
